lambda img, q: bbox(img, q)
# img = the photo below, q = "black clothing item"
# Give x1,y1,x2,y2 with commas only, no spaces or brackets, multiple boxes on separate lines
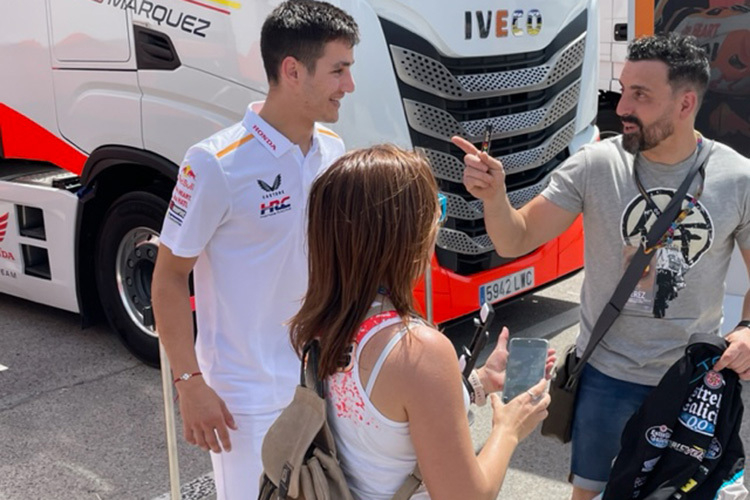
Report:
603,333,745,499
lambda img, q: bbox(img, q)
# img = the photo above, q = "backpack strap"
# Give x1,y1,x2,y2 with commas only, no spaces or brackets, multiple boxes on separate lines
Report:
390,466,423,500
301,340,324,397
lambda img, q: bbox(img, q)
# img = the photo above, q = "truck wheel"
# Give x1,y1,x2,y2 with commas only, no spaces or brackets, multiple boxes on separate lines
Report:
95,191,165,366
598,105,621,140
597,92,621,140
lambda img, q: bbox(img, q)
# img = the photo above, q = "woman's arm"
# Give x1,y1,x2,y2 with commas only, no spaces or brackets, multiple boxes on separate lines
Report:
382,325,550,500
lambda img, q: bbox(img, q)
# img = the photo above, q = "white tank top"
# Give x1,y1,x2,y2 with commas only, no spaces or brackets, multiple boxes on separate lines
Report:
325,308,469,499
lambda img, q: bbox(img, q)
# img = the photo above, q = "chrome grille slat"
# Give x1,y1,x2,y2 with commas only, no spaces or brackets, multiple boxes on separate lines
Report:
442,192,484,221
389,33,586,100
404,80,580,143
461,81,581,139
419,119,575,184
497,120,575,172
437,228,495,255
436,173,553,254
440,169,551,222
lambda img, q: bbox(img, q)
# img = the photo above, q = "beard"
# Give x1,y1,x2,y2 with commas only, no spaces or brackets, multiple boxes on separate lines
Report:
621,113,675,154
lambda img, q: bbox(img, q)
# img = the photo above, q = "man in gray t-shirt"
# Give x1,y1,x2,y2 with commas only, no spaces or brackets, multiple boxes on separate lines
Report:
453,33,750,500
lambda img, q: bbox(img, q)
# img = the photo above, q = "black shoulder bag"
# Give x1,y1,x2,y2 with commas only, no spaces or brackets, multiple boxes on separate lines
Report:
541,140,714,443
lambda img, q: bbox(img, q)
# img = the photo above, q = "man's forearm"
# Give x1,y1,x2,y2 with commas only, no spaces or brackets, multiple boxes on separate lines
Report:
483,195,533,258
152,271,199,376
740,289,750,324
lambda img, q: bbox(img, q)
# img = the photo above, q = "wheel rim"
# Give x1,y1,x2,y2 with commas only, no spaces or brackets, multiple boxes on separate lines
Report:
115,227,160,339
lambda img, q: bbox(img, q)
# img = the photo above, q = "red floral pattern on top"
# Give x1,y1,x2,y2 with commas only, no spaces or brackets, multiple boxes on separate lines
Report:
327,311,400,426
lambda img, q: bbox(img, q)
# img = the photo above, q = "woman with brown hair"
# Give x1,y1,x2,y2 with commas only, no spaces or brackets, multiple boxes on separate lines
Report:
289,144,551,500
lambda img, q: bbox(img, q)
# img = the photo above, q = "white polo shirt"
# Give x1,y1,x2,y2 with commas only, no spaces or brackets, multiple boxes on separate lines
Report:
160,102,345,414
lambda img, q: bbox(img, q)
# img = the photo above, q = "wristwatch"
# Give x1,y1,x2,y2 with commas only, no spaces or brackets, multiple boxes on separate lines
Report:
737,320,750,330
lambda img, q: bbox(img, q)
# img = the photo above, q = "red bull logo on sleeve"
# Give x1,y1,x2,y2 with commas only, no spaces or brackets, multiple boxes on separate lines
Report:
181,165,197,180
179,165,196,190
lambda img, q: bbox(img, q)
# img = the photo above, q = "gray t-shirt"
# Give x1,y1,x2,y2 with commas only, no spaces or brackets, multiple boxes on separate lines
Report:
542,136,750,385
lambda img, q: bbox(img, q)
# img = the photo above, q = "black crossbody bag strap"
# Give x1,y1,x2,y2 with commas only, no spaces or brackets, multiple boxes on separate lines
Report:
568,141,714,382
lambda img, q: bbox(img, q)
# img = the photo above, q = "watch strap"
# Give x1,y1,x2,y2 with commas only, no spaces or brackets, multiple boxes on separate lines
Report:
468,369,487,406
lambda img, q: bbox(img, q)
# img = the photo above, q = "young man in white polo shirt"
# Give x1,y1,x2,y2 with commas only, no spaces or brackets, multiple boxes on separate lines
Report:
151,2,358,498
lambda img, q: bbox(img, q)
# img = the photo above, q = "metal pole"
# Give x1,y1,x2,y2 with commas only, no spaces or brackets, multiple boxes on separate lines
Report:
160,342,182,500
425,259,434,324
145,305,182,500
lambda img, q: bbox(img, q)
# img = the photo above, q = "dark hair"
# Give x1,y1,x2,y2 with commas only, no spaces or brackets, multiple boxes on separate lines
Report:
260,0,359,84
627,32,710,103
289,145,440,378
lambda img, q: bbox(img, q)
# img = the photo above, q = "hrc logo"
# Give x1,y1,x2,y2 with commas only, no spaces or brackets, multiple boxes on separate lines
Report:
260,196,291,218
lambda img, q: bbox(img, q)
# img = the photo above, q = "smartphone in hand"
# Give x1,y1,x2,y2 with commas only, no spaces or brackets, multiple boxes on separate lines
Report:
502,337,549,403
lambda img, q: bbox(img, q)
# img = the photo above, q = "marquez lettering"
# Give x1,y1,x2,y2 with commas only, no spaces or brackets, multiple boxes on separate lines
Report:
94,0,211,38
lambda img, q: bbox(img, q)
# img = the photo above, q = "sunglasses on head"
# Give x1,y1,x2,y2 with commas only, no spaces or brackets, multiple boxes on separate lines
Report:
438,193,447,224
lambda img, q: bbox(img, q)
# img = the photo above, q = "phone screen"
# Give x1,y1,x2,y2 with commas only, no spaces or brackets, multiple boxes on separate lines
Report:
502,338,548,403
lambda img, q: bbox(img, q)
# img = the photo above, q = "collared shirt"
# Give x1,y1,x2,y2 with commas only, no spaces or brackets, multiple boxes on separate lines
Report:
160,102,345,413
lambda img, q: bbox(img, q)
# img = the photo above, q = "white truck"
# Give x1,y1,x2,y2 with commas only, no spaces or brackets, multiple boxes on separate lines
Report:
0,0,599,365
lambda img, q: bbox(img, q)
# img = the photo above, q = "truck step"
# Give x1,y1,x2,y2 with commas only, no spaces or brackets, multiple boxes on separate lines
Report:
0,160,81,191
0,167,80,313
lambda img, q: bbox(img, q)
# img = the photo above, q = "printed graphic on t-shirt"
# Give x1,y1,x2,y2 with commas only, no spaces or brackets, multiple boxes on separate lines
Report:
168,165,197,226
621,188,714,318
257,174,292,218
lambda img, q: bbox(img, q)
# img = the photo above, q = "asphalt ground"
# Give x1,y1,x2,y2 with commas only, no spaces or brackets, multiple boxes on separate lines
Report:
1,270,748,499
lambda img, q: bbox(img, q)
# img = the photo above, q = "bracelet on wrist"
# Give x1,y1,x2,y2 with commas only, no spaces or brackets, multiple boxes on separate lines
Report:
467,369,487,406
463,375,475,402
173,371,202,384
736,320,750,330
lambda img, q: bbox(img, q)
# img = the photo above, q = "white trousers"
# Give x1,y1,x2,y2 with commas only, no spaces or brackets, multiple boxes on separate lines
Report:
210,410,281,500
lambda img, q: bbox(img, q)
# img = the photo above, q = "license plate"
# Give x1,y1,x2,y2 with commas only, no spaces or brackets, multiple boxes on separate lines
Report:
479,267,535,305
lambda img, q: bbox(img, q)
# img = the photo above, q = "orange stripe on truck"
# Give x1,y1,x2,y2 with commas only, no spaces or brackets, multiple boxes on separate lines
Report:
635,0,655,38
216,134,255,158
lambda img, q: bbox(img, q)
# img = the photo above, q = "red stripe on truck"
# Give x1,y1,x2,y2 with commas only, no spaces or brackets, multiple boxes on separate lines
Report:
0,104,87,175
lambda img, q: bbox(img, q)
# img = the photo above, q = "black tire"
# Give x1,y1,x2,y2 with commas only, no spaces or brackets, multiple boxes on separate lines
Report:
597,93,622,140
95,191,166,366
598,106,621,140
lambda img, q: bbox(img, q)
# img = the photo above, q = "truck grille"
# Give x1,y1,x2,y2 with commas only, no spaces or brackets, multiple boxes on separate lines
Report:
380,10,588,275
390,33,586,100
404,81,580,141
